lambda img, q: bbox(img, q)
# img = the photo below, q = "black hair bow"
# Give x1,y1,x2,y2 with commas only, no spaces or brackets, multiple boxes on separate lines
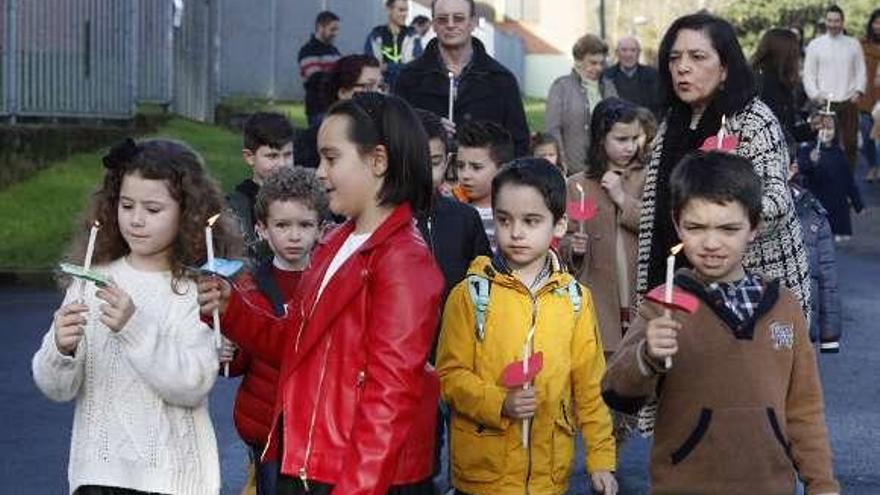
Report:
103,138,140,170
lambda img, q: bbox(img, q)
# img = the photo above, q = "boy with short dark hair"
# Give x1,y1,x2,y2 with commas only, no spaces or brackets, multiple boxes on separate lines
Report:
228,112,296,262
224,166,329,495
437,158,618,495
452,120,515,250
414,109,491,298
603,151,839,494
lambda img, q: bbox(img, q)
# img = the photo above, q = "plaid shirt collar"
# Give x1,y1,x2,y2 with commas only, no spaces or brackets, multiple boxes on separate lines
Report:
707,273,765,324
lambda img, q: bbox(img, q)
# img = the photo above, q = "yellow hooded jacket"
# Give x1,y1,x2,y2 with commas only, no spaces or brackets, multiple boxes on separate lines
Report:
437,255,616,495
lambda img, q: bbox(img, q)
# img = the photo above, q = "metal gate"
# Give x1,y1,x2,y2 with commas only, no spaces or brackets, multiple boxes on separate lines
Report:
138,0,174,105
1,0,136,120
172,0,218,122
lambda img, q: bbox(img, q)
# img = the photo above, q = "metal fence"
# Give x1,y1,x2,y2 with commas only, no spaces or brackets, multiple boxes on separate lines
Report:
1,0,136,120
172,0,218,122
137,0,174,105
0,0,526,123
218,0,388,102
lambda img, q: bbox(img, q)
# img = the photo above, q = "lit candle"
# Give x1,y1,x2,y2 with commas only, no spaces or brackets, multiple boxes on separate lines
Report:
447,71,455,122
79,220,101,300
716,115,727,150
825,93,833,114
575,183,586,234
663,243,684,369
205,213,228,377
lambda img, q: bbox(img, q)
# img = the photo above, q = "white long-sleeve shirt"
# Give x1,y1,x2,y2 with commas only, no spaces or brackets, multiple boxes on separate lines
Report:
803,33,867,102
32,257,221,495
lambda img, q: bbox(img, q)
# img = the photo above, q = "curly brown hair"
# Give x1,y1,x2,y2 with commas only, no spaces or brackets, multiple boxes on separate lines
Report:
65,138,243,292
255,166,331,224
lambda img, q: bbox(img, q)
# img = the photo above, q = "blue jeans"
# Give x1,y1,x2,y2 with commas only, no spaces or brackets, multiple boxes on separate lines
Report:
860,112,878,169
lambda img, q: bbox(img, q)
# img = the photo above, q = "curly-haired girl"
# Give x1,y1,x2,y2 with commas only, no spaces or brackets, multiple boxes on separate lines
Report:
32,138,241,495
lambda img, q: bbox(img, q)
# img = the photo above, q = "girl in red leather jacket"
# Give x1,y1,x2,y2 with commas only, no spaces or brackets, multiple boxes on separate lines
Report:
199,92,445,495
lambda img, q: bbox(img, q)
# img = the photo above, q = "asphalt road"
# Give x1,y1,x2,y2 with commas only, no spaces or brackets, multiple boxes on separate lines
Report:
1,179,877,494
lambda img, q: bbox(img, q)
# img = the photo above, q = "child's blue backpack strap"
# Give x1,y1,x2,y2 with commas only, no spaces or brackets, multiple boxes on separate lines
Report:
567,279,582,314
467,275,491,341
555,279,583,315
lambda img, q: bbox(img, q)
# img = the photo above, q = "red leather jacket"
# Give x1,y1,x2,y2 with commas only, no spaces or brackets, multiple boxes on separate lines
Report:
222,203,444,494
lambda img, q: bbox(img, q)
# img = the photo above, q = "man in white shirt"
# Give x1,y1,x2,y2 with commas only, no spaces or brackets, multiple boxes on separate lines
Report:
804,5,867,171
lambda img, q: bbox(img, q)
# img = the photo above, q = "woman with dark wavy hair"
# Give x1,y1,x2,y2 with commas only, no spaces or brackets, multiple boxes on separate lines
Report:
636,13,811,318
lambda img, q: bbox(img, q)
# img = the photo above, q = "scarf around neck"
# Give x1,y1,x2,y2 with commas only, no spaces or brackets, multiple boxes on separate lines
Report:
646,100,725,289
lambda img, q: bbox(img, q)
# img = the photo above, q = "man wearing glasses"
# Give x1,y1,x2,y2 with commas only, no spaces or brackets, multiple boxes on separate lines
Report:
394,0,530,157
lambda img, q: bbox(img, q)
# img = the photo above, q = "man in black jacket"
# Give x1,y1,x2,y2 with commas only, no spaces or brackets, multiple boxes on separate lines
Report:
602,36,662,118
298,11,341,128
394,0,530,157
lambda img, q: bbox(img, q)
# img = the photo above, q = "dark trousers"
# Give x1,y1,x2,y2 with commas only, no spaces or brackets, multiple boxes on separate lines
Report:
250,443,278,495
276,476,436,495
833,101,860,173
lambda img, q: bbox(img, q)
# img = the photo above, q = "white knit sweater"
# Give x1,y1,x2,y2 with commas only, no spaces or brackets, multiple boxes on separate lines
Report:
32,257,221,495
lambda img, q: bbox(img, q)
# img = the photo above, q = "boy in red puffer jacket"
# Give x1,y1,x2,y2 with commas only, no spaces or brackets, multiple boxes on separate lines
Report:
222,166,329,495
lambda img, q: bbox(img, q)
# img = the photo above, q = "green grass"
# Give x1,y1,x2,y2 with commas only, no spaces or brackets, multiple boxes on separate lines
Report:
524,97,546,132
218,97,308,128
0,118,248,270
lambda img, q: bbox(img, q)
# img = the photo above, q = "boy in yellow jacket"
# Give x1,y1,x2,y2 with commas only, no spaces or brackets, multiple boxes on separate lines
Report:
437,158,617,495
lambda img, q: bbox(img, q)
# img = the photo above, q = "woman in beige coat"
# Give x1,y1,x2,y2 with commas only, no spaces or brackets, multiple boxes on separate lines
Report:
546,34,618,175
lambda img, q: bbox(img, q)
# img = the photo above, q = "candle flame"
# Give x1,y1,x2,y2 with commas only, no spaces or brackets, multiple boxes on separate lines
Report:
575,183,584,195
670,243,684,255
206,213,220,227
93,220,101,228
448,71,454,79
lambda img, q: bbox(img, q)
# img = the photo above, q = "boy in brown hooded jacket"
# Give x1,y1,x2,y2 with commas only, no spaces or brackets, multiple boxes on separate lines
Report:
603,151,839,495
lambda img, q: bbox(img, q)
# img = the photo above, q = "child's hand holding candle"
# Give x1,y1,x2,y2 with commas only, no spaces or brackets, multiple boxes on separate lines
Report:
205,213,230,377
662,243,684,369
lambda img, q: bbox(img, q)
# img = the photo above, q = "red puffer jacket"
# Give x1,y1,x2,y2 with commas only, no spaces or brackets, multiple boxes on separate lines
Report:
225,283,279,447
225,262,300,449
221,203,444,495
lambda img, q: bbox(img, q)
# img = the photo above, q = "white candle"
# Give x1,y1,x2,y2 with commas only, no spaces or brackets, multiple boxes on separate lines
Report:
825,93,833,114
716,115,727,150
205,213,229,377
663,243,683,369
447,71,455,121
575,183,586,234
521,331,533,449
78,220,101,300
83,220,100,271
575,183,585,211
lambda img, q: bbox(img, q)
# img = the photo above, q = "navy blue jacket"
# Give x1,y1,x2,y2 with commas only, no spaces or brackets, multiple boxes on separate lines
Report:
791,182,841,350
797,141,864,235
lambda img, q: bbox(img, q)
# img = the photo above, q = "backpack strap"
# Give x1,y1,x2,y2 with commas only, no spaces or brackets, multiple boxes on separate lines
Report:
567,279,582,314
467,275,491,341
